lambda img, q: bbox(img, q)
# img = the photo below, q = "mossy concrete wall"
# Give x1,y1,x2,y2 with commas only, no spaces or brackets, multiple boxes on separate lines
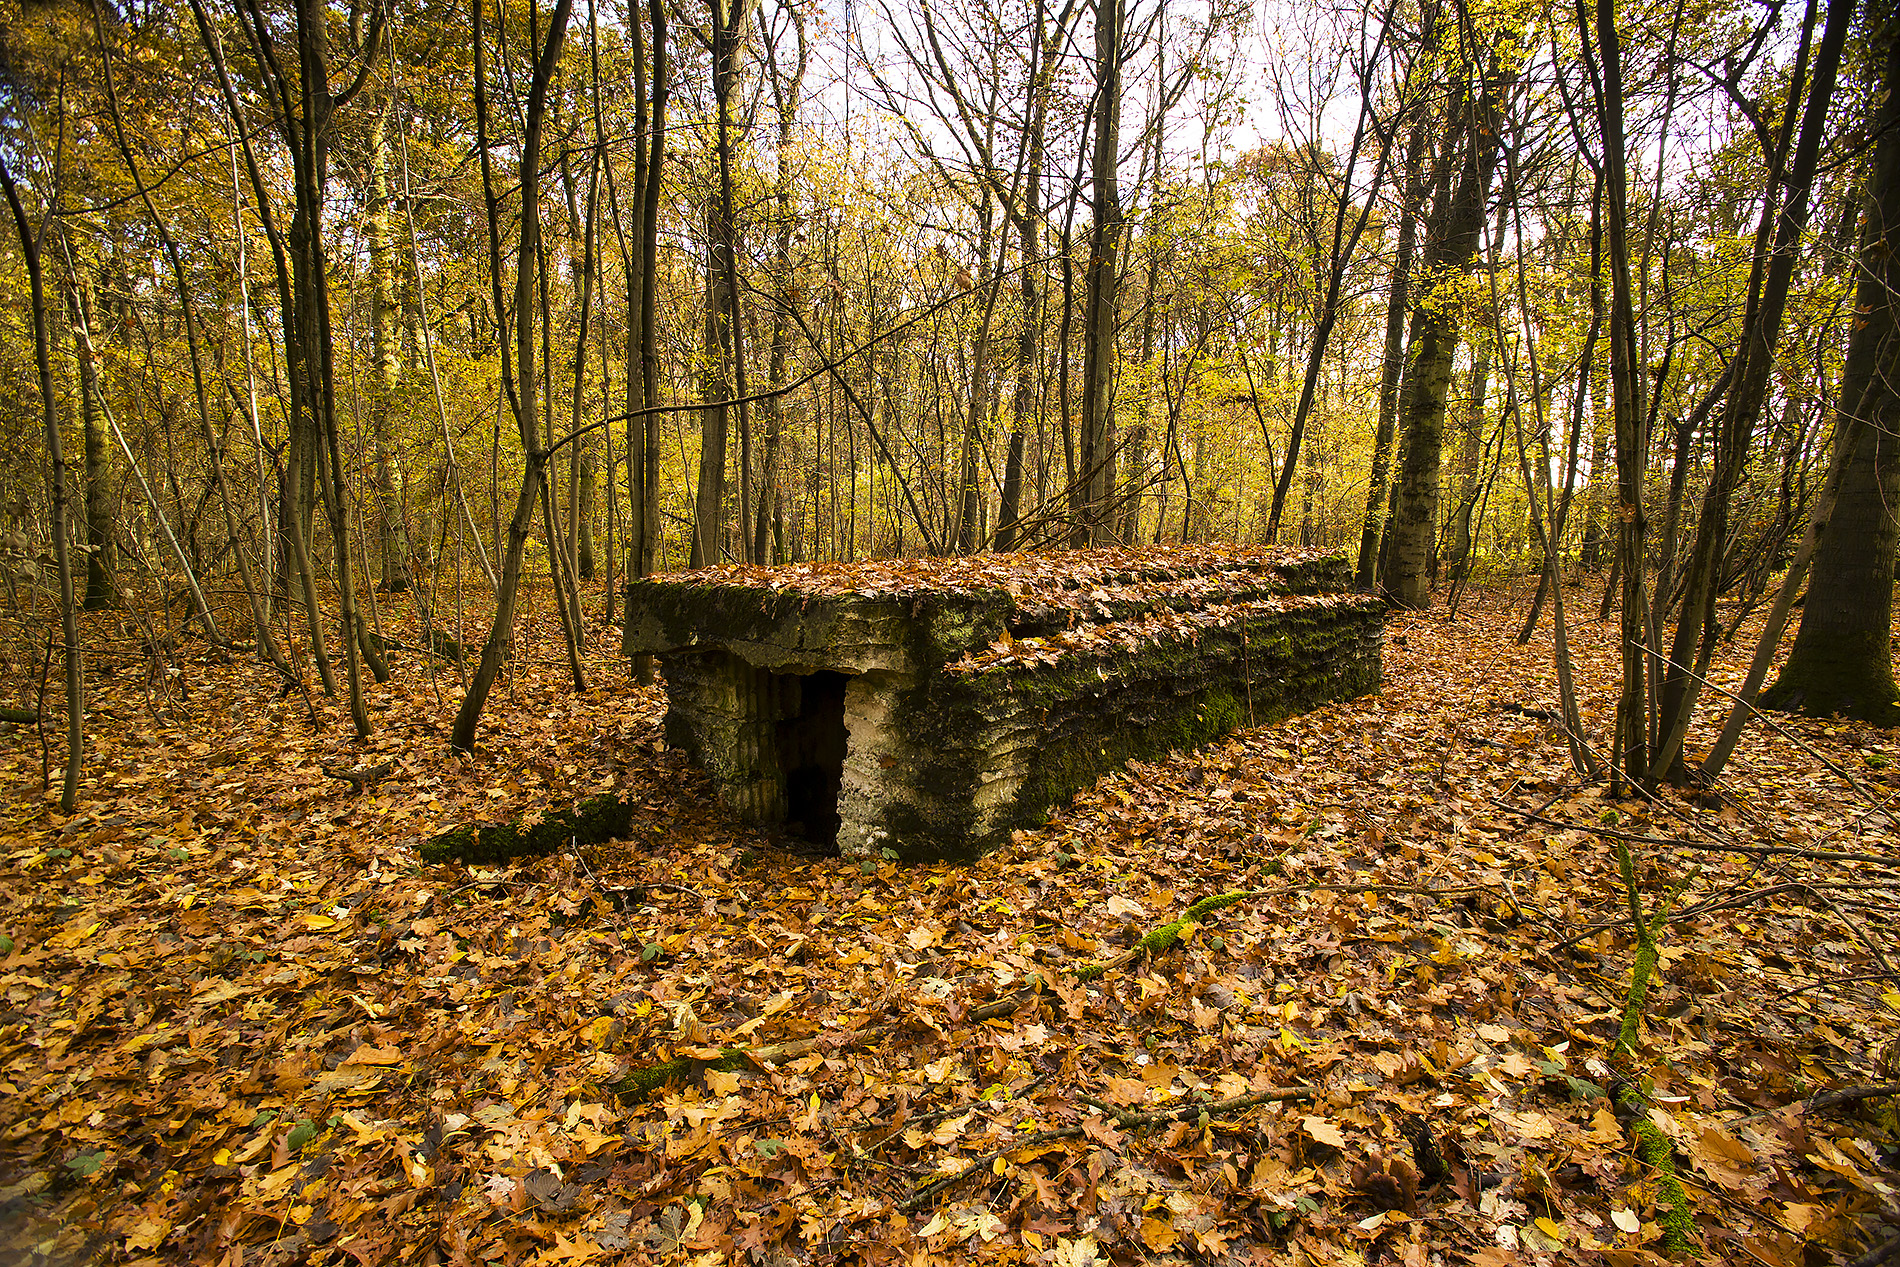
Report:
622,547,1383,862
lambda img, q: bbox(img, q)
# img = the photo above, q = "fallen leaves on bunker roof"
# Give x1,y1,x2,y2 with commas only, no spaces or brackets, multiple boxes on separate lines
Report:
643,543,1342,607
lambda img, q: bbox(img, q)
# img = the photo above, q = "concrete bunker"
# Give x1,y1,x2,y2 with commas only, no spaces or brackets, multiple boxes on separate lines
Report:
624,545,1385,862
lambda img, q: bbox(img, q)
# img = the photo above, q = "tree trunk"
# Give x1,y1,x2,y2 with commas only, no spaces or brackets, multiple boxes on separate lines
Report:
638,0,666,577
1762,16,1900,728
1073,0,1123,547
619,0,667,675
1651,0,1853,777
67,264,117,610
368,107,410,594
956,206,1003,554
693,196,733,568
451,0,574,753
1,156,84,813
754,7,806,565
691,0,754,568
576,446,598,579
567,142,601,588
995,152,1042,552
1385,66,1505,610
1355,122,1426,590
1446,341,1489,586
1582,0,1651,789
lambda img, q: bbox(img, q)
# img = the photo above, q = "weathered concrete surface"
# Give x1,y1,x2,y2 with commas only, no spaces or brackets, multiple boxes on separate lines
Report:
623,546,1383,861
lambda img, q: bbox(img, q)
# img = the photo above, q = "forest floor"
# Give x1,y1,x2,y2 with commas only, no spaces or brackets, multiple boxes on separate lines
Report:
0,574,1895,1267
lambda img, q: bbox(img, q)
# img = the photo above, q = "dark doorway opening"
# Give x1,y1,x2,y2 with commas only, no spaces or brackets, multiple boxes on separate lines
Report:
777,671,848,848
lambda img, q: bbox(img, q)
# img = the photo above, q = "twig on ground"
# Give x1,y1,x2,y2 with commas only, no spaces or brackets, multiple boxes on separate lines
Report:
1496,804,1898,869
1078,1083,1316,1129
862,1073,1055,1158
1848,1226,1900,1267
1805,882,1900,987
321,761,394,795
1769,972,1900,1003
1725,1083,1900,1127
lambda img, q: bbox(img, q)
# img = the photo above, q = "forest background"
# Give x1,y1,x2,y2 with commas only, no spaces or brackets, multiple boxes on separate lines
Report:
0,0,1892,773
1,0,1899,1259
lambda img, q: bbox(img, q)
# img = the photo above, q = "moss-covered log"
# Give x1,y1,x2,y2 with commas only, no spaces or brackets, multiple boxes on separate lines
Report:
1075,882,1279,980
1624,1089,1697,1254
421,792,632,865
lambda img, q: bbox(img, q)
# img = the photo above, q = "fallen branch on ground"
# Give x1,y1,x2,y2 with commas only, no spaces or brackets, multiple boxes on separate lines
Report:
1497,804,1899,869
610,992,1034,1100
1727,1083,1900,1127
422,792,630,864
321,762,393,795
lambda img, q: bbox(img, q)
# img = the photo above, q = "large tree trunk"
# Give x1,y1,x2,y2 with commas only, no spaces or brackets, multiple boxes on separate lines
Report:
293,0,372,733
1445,340,1490,585
753,6,806,565
224,0,383,703
693,196,733,569
621,0,667,682
691,0,754,568
994,0,1072,552
1119,220,1162,547
1649,0,1853,778
1,157,84,814
956,206,1002,554
1385,68,1505,610
1762,16,1900,728
576,447,598,579
995,133,1044,553
565,144,601,590
637,0,666,577
1581,0,1651,790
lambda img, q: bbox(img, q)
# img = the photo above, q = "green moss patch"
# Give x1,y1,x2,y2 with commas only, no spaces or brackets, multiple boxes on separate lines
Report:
421,792,633,865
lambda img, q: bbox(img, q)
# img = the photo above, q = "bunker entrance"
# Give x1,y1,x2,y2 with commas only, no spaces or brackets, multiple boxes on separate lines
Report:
776,670,849,848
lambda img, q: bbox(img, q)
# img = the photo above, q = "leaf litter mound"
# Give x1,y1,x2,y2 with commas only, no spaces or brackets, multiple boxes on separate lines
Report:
0,582,1895,1266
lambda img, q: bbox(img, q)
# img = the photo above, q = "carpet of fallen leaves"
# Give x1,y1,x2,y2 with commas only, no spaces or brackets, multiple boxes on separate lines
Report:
1,575,1896,1267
